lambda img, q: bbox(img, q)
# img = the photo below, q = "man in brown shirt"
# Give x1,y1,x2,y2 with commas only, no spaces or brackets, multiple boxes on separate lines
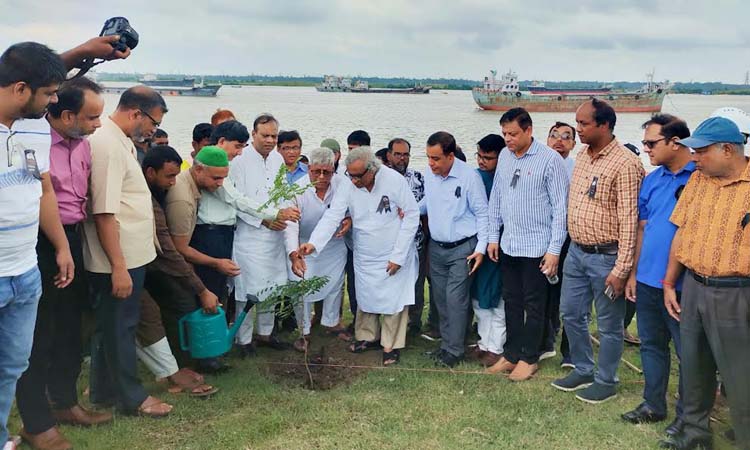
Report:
661,117,750,450
552,99,645,404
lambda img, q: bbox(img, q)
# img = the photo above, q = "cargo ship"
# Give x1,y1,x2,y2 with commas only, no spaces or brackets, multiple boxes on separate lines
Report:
472,70,669,113
102,75,222,97
316,75,430,94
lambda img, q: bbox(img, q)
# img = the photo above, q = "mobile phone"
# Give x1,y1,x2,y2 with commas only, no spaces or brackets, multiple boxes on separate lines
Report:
604,284,615,301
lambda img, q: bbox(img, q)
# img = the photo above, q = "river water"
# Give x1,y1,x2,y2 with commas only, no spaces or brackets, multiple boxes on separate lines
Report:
101,86,750,171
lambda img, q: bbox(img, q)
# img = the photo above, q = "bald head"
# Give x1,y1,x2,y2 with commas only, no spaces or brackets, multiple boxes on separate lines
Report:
116,85,168,114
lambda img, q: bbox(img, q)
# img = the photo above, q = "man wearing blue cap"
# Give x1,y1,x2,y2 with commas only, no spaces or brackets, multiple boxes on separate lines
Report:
661,116,750,450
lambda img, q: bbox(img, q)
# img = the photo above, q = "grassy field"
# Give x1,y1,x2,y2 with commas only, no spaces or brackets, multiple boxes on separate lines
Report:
8,304,735,450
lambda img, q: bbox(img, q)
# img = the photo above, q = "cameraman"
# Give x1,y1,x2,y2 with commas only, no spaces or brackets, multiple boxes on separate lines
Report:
0,35,130,450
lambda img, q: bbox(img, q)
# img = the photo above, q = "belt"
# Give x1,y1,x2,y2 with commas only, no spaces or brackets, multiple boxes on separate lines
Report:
195,224,235,231
63,223,81,233
690,270,750,288
432,235,476,249
576,242,618,255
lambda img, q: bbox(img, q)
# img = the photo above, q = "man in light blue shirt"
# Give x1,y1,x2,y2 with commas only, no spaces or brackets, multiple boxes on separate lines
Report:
420,131,488,367
485,108,568,382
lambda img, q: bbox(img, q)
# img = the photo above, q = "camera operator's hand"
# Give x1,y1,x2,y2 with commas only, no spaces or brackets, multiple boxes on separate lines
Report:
61,36,131,70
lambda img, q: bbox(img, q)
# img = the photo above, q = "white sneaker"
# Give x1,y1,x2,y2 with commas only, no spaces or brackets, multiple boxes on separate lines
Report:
539,350,557,361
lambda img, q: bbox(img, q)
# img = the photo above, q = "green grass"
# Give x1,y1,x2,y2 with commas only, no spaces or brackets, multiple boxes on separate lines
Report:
8,302,735,450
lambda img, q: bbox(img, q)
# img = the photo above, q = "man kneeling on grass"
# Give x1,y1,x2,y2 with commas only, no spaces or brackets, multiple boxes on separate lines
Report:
298,147,419,366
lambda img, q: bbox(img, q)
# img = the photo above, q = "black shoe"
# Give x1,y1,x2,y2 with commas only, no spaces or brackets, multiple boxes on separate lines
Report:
575,382,617,404
407,324,421,338
551,371,594,392
256,335,292,351
622,403,667,424
435,351,463,368
424,348,444,360
196,358,230,374
235,343,257,358
659,432,713,449
665,417,685,437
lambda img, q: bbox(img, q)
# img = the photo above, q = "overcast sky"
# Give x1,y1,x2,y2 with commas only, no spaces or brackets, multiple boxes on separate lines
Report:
3,0,748,83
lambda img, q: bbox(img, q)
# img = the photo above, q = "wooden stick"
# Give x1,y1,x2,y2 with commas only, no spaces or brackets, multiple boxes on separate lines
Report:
590,335,643,375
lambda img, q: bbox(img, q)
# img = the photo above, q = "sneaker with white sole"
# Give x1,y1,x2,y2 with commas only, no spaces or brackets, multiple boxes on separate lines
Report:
560,355,575,369
575,382,617,404
551,371,594,392
539,350,557,361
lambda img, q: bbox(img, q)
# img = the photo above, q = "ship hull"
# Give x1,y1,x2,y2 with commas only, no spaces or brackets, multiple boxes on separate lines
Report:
472,89,665,112
316,87,430,94
103,85,221,97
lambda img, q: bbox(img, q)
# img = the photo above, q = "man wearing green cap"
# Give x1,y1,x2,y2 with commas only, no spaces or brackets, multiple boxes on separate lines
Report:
321,138,343,174
659,117,750,450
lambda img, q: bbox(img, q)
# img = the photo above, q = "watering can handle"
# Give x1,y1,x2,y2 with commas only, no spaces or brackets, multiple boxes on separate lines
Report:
178,315,189,351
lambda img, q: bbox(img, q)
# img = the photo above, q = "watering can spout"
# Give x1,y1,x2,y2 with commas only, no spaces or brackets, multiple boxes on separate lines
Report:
227,294,260,344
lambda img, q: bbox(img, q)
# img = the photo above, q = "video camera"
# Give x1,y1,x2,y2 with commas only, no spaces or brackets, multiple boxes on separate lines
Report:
100,17,139,52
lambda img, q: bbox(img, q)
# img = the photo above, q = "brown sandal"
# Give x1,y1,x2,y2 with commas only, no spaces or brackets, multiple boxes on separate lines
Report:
167,368,218,397
137,396,173,418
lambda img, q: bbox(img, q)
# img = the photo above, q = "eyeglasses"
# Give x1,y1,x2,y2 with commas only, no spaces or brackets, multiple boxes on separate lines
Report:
345,169,368,180
641,137,668,149
310,168,333,177
475,152,498,162
139,109,161,127
279,145,301,152
549,131,574,141
391,152,410,159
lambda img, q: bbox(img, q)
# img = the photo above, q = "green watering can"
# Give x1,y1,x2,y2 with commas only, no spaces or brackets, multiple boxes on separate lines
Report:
179,294,260,359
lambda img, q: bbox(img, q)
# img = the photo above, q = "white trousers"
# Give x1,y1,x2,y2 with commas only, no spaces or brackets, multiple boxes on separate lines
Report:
294,289,343,335
136,337,179,380
234,300,276,345
472,299,507,354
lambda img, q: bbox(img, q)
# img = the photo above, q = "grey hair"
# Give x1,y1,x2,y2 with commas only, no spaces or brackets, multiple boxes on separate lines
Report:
344,146,382,172
308,147,335,167
730,142,745,154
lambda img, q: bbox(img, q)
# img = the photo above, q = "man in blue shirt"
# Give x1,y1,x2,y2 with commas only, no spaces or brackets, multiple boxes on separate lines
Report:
485,108,569,381
421,131,489,367
278,130,308,184
621,114,694,437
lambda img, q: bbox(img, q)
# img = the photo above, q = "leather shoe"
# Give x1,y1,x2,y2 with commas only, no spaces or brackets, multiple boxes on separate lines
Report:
19,427,72,450
659,432,712,449
621,403,666,424
197,357,231,373
508,361,538,382
485,357,516,374
665,417,685,436
480,351,502,367
52,404,112,427
255,335,292,350
435,351,463,368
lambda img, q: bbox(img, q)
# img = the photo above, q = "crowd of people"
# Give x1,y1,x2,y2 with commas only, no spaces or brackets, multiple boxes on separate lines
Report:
0,38,749,450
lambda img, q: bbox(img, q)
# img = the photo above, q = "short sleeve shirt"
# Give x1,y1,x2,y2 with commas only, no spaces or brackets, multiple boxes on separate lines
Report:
165,169,201,237
82,117,156,273
0,118,51,276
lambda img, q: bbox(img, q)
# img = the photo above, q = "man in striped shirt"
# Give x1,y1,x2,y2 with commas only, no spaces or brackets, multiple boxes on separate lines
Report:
552,99,644,404
485,108,569,381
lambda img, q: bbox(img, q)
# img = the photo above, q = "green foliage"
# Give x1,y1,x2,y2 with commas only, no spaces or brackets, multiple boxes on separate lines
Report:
255,275,330,317
258,165,312,212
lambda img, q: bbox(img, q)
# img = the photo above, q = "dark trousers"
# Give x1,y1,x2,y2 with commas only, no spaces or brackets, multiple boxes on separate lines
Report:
429,237,476,357
636,282,683,417
501,253,549,365
624,298,636,330
144,269,200,367
541,237,570,357
345,247,358,325
88,267,148,413
680,275,750,449
16,228,87,434
409,242,437,329
190,224,234,303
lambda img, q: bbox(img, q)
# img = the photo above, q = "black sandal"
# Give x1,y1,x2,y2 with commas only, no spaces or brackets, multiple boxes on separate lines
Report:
383,349,400,366
349,340,381,353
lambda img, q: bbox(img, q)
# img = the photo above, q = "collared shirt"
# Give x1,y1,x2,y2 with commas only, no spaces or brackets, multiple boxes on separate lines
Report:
49,126,91,225
82,117,156,273
670,159,750,277
229,147,286,228
488,139,568,257
150,196,206,295
419,158,489,254
165,169,201,237
286,162,309,184
403,168,425,247
563,156,575,181
636,161,696,290
0,117,50,277
568,138,645,278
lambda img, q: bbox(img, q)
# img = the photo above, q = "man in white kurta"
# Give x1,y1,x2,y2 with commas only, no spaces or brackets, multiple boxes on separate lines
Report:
229,115,291,352
284,148,348,350
299,147,419,365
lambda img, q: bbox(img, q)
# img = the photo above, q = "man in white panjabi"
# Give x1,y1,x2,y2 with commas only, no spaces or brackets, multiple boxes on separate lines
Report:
230,114,292,355
285,147,350,352
299,147,419,366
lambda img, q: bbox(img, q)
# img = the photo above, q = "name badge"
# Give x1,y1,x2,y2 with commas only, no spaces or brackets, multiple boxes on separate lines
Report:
24,149,42,180
588,176,599,198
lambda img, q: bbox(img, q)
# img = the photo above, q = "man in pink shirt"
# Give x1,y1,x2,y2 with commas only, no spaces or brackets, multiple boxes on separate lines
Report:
14,77,113,450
